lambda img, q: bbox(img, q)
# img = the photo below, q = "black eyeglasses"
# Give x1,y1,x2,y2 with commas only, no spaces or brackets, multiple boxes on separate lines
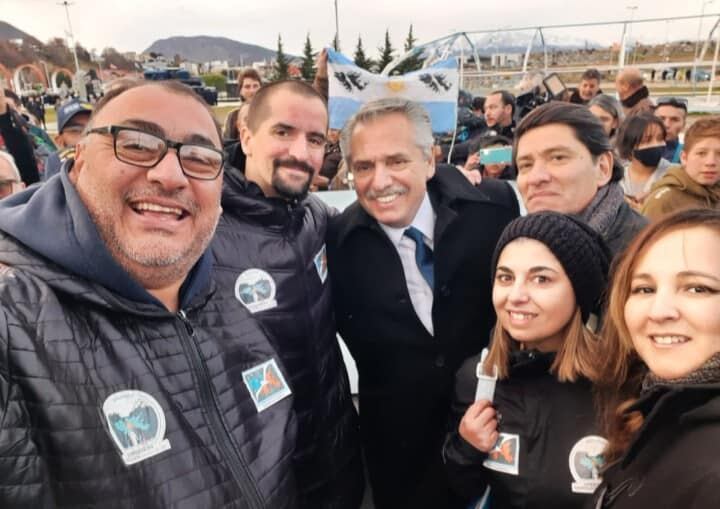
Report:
86,125,224,181
656,97,688,111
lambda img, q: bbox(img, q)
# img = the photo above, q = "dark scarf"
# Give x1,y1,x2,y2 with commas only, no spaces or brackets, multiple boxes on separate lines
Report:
642,352,720,394
621,86,650,109
579,182,625,238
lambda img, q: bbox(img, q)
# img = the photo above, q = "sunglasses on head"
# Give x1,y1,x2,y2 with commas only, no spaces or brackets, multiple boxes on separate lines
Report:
656,97,688,111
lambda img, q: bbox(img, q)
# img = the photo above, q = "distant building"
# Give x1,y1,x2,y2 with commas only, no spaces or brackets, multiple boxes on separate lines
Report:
491,53,522,68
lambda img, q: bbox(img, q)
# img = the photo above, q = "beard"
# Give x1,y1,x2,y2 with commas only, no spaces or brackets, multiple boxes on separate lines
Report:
78,174,221,291
271,156,315,200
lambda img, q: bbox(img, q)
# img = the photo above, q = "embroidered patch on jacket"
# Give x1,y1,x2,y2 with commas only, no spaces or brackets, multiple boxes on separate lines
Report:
569,435,608,494
242,358,292,412
483,432,520,475
102,390,172,466
234,268,278,313
314,244,328,283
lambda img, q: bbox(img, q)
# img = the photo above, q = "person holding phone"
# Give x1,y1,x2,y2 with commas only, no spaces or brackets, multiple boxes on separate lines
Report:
444,212,611,509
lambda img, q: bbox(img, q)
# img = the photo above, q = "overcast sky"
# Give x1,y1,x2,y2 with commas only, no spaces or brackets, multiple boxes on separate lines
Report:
3,0,717,57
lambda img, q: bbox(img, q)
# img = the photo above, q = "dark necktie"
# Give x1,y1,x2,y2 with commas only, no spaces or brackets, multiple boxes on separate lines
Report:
403,226,434,290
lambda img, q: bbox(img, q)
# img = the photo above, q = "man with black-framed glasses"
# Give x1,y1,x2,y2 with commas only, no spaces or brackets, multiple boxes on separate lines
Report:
655,96,688,164
0,80,299,508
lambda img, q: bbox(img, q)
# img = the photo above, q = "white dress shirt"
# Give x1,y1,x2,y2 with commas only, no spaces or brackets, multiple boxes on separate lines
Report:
379,193,436,335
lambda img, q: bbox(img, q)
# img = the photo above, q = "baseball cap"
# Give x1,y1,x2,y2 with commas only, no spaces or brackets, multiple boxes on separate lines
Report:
56,99,93,133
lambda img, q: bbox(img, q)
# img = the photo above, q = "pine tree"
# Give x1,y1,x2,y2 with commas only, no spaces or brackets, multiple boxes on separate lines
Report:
376,29,395,73
273,34,289,81
353,35,373,71
395,24,424,75
300,34,316,82
404,24,417,53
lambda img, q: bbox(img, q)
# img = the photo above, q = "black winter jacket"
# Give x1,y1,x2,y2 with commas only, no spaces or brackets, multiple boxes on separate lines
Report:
211,168,364,509
591,383,720,509
0,169,298,508
445,350,603,509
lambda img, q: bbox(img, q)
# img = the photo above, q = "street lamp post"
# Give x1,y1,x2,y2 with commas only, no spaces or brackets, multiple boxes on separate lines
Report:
333,0,340,51
58,0,85,99
693,0,715,89
626,5,638,66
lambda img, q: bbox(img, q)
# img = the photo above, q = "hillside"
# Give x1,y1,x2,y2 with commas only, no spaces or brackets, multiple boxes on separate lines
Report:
145,35,280,65
0,20,41,45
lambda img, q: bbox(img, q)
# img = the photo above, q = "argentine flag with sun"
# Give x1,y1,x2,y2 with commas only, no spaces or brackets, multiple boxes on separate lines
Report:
327,49,459,134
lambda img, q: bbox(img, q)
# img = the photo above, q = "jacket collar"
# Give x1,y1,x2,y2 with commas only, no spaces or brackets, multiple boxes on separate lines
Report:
221,166,306,230
621,86,650,109
620,382,720,466
334,164,493,247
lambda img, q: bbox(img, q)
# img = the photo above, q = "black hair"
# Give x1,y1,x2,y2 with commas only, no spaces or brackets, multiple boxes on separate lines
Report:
514,101,623,182
488,90,516,117
615,114,667,160
581,68,602,82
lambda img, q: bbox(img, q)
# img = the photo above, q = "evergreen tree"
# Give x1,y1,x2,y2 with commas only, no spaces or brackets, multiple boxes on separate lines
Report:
395,24,424,75
273,34,289,81
376,29,395,73
353,35,373,71
300,34,316,82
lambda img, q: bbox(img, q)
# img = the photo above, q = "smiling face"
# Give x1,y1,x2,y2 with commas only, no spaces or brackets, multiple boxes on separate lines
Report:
516,123,612,214
242,88,327,199
624,227,720,380
350,113,435,228
493,238,577,352
70,84,223,296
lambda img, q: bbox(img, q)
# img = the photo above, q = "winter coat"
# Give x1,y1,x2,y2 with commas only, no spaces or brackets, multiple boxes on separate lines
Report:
444,350,603,509
327,165,519,509
0,167,298,508
591,383,720,508
211,168,364,509
641,165,720,220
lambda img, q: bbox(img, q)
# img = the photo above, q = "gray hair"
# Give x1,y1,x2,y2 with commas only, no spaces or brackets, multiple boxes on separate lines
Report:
588,94,624,123
339,98,434,167
0,150,21,181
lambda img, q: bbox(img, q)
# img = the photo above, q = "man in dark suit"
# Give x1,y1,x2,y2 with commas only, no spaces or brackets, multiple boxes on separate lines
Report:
327,98,519,508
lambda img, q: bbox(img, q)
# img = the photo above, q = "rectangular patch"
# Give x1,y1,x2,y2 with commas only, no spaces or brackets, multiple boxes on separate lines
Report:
483,432,520,476
242,358,292,412
314,244,328,283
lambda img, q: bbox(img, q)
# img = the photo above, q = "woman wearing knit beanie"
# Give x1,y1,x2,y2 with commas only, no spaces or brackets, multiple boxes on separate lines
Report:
443,211,611,509
590,209,720,509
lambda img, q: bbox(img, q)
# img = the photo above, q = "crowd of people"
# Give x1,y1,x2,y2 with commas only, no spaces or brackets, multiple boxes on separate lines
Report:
0,50,719,509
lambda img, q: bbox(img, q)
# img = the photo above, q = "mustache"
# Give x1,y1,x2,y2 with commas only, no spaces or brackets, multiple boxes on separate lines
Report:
365,185,408,200
124,186,200,215
273,157,315,175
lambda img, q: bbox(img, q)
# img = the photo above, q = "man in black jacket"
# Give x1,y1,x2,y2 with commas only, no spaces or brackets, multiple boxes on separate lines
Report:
327,98,519,509
0,80,298,508
212,80,364,509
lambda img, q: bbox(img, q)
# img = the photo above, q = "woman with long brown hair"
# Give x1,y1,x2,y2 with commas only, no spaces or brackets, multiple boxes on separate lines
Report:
592,208,720,508
443,212,611,508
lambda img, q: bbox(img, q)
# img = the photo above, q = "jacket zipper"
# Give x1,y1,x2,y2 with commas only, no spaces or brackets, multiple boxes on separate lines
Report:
176,310,264,509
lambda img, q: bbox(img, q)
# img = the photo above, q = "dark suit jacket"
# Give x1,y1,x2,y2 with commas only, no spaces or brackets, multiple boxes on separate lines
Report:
327,166,519,509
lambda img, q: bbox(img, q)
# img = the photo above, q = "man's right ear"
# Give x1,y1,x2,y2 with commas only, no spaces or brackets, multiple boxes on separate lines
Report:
240,125,252,156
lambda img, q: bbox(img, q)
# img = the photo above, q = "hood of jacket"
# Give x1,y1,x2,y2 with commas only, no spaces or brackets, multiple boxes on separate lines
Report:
652,165,720,203
0,163,213,311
